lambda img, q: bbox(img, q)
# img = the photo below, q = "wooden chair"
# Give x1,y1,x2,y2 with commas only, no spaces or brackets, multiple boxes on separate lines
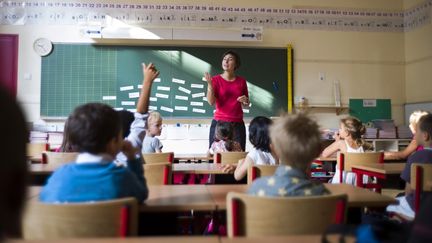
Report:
247,164,279,184
411,163,432,214
42,151,79,165
144,162,172,185
23,197,138,239
27,143,49,159
215,152,248,165
337,152,384,190
226,192,347,237
142,152,174,164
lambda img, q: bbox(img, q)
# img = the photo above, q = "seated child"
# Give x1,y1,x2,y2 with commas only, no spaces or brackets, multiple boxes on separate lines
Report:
221,116,277,180
141,111,163,153
249,113,328,197
56,117,78,152
385,110,429,160
208,121,242,157
322,116,372,185
40,103,148,203
387,113,432,220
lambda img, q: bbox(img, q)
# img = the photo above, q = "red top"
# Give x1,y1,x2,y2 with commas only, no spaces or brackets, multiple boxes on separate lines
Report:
212,75,248,123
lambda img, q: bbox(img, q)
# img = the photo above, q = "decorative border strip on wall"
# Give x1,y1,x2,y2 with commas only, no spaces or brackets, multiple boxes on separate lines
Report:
0,0,431,32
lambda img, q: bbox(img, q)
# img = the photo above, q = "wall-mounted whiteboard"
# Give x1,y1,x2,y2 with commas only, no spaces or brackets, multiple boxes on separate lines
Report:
404,102,432,125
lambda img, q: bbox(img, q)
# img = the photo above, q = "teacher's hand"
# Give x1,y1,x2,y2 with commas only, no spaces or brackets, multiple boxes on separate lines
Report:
237,95,249,106
204,72,212,86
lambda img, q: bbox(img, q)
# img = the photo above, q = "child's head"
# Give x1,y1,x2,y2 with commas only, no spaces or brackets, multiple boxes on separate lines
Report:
215,121,234,141
409,110,429,134
0,87,28,239
68,103,122,157
270,113,321,171
339,116,365,140
249,116,272,152
415,114,432,147
146,111,162,137
59,117,78,152
117,110,134,138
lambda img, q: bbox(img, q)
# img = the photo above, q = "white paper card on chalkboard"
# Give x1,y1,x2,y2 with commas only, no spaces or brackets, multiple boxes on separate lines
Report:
114,108,124,111
102,96,117,100
242,109,250,113
178,86,191,94
121,101,135,106
160,106,174,113
129,92,139,98
192,108,206,113
137,84,143,89
172,78,185,84
155,93,169,99
203,97,208,101
127,109,137,113
157,86,171,91
120,86,134,91
175,95,189,101
154,78,161,83
175,106,188,111
202,77,206,81
150,97,157,102
363,99,377,107
149,106,157,111
192,92,205,98
191,101,203,107
191,84,204,89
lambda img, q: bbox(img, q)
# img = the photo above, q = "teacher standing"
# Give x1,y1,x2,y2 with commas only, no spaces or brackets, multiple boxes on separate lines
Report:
205,50,250,151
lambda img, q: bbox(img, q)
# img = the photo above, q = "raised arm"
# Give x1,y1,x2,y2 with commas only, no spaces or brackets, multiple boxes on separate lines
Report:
137,63,160,114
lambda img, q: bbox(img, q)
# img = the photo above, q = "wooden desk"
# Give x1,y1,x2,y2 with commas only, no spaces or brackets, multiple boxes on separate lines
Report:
351,163,405,188
173,163,228,174
28,183,396,213
29,163,59,175
10,237,219,243
175,154,213,162
140,185,215,212
206,184,396,210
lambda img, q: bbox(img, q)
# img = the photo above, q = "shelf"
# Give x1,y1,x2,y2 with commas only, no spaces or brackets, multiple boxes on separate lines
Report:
295,105,349,115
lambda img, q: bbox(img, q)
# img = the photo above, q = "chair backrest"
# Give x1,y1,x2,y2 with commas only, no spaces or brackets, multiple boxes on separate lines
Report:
410,163,432,213
143,162,172,185
27,143,49,159
23,197,138,239
215,152,248,165
337,152,383,183
142,152,174,164
226,192,347,237
247,165,278,184
42,152,79,165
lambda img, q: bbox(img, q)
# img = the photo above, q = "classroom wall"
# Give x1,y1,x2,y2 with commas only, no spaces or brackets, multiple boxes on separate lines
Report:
0,0,408,129
404,0,432,104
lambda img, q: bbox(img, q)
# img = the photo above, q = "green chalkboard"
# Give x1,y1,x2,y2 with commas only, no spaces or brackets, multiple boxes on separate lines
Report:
41,44,287,118
349,99,392,123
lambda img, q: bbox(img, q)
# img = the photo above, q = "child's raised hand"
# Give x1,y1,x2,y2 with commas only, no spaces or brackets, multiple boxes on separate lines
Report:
142,63,160,83
121,140,139,161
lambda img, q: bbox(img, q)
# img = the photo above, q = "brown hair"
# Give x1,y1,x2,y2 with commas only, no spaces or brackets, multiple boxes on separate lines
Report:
59,118,78,152
270,113,321,171
222,50,241,70
340,116,372,151
215,121,236,151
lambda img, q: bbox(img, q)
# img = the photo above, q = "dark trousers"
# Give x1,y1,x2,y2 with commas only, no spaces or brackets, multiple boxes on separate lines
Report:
209,119,246,151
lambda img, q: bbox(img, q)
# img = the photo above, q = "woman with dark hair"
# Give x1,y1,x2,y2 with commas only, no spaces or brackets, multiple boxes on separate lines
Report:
205,50,249,151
